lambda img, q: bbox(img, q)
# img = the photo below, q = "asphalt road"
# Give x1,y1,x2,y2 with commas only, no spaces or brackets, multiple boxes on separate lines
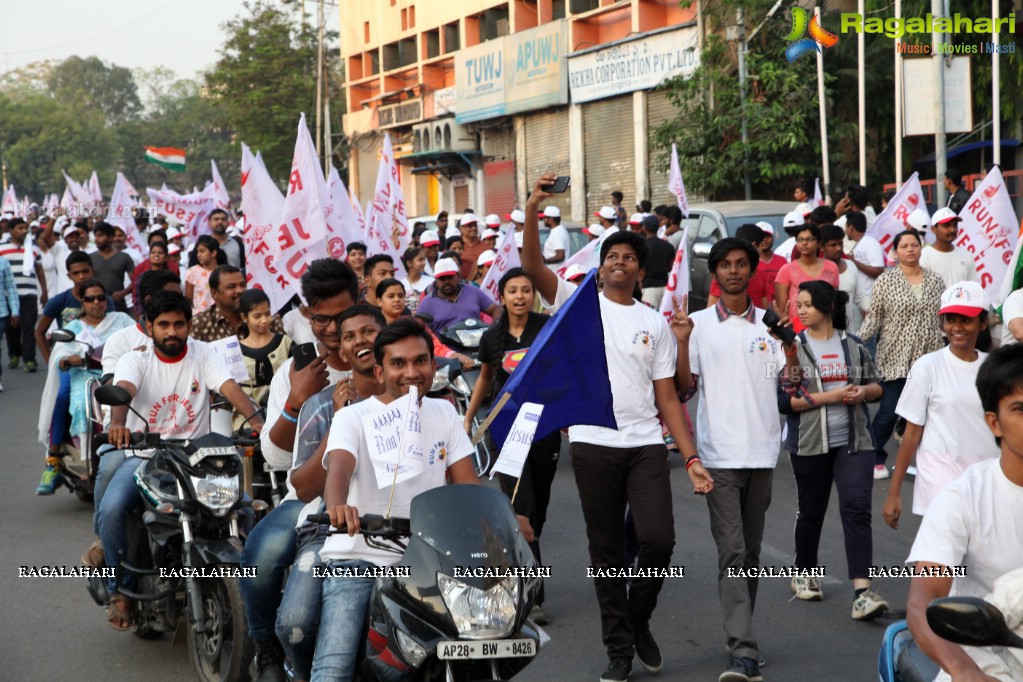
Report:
0,361,923,681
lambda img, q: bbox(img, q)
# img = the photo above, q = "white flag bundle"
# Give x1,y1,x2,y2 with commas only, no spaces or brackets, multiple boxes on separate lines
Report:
668,143,689,218
62,171,94,214
241,144,292,313
866,172,926,264
147,186,216,240
272,113,331,283
325,166,365,260
481,224,522,301
88,171,103,203
363,386,425,489
658,225,691,320
107,173,148,257
209,160,231,210
1,185,17,215
957,167,1019,296
364,134,411,278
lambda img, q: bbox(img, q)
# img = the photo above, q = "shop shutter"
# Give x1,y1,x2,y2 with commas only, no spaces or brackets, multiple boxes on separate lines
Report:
583,95,634,217
523,108,571,215
484,160,515,217
647,89,679,207
454,184,470,213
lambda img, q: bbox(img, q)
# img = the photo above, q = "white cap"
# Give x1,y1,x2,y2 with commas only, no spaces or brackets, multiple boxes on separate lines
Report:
481,228,499,240
543,206,561,218
628,212,644,225
507,209,526,224
419,229,440,247
584,224,605,238
477,249,496,267
795,201,814,216
433,257,460,278
166,226,183,240
755,220,774,235
938,281,987,317
485,213,501,227
906,208,931,232
783,211,804,228
29,220,40,228
459,212,478,226
595,206,616,221
564,264,587,282
931,207,962,225
52,216,70,236
168,243,182,256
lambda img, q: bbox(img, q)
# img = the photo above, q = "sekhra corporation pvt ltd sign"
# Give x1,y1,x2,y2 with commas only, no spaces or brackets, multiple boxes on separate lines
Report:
568,25,700,104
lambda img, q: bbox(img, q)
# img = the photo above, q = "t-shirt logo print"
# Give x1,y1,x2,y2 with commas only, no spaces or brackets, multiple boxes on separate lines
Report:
748,336,779,354
428,441,447,465
631,330,654,347
190,378,200,394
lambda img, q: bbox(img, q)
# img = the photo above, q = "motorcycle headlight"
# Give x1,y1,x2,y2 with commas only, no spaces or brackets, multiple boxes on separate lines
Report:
438,573,519,639
452,375,472,396
430,364,451,392
190,474,240,515
455,328,485,348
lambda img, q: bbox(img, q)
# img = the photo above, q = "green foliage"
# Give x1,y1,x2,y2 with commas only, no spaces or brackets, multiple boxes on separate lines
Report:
48,56,143,125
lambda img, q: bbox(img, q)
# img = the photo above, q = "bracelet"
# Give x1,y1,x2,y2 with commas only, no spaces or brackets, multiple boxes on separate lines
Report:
284,401,299,417
280,411,298,424
785,346,798,357
685,455,702,471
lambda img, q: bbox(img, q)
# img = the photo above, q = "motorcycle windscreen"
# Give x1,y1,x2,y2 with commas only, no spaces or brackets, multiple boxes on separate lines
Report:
410,484,529,570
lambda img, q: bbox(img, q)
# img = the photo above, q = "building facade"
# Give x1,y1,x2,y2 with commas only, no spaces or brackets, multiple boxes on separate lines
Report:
340,0,700,222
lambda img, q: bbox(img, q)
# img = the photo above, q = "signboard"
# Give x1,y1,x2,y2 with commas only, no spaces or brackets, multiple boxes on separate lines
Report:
434,86,457,115
902,56,972,136
455,20,570,123
568,25,700,104
378,98,423,128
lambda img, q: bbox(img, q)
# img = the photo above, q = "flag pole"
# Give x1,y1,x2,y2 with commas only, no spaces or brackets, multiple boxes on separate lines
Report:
894,0,903,185
471,392,513,445
857,0,866,185
815,6,830,199
510,477,523,505
993,0,1001,167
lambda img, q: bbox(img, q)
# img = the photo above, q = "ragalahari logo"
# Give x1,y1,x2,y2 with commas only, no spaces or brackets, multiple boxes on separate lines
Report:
784,7,839,62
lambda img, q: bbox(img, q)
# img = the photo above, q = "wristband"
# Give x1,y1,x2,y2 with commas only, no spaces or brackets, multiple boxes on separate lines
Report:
684,454,701,471
284,401,299,417
785,346,798,357
280,411,298,424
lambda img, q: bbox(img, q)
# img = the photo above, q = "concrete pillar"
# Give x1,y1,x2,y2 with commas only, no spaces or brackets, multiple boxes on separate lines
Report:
569,102,585,222
515,115,527,207
633,90,649,207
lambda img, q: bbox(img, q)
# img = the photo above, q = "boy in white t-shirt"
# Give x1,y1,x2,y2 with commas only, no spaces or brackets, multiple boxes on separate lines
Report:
98,291,263,631
919,208,979,289
906,343,1023,681
521,174,713,682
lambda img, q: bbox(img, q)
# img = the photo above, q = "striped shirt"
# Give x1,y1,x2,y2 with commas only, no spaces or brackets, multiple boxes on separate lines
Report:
0,242,42,296
0,256,19,317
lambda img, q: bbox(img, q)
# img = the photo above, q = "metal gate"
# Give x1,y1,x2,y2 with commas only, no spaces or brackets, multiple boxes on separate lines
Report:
647,89,678,207
523,108,571,215
584,95,634,217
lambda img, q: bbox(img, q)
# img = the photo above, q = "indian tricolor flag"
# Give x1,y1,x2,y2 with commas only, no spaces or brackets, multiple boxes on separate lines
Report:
143,146,186,172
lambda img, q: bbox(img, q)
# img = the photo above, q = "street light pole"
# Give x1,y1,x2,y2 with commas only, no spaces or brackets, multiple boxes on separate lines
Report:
737,7,752,200
315,0,324,166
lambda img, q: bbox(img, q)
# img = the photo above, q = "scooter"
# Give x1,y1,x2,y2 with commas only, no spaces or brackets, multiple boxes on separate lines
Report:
309,484,547,681
88,384,268,682
878,597,1023,681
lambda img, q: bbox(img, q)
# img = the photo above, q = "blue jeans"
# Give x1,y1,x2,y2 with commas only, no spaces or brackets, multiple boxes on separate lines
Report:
93,446,125,535
96,453,143,593
311,559,376,682
872,379,906,466
49,371,72,448
239,499,303,640
277,525,328,680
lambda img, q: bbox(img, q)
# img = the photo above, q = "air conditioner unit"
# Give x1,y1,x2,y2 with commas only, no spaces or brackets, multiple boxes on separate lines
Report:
412,122,433,153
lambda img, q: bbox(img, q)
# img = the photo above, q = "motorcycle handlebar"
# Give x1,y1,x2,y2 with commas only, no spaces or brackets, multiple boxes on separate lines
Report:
95,431,152,448
306,513,411,535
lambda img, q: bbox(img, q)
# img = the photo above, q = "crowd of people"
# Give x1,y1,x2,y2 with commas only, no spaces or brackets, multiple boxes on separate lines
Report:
1,166,1021,682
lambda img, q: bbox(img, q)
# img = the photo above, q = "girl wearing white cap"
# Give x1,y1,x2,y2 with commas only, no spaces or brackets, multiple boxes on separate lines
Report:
883,281,999,528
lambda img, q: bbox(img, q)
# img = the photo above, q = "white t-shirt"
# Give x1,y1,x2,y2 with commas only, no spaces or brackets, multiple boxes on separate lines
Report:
1000,288,1023,346
543,279,677,447
281,308,316,346
51,240,75,294
688,304,783,468
102,323,151,375
836,260,861,334
850,234,886,309
907,458,1023,602
260,353,349,471
919,246,980,289
773,236,795,262
113,339,232,438
543,224,571,270
319,396,473,565
896,347,999,514
401,274,434,295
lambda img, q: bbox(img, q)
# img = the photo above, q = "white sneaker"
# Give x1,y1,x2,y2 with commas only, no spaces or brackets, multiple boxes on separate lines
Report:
791,575,823,601
873,465,890,480
852,590,889,620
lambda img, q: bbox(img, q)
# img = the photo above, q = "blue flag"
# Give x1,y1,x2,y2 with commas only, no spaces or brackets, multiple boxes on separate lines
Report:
489,270,617,449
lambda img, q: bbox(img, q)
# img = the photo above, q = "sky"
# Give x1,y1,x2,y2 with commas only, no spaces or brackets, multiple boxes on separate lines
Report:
2,0,339,82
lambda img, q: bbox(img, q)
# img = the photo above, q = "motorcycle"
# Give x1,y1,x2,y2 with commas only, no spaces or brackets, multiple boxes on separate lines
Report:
89,384,268,682
309,484,547,681
49,328,107,502
437,317,493,476
878,597,1023,681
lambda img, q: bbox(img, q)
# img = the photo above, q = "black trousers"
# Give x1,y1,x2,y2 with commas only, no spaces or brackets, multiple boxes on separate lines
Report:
4,294,37,363
571,441,675,659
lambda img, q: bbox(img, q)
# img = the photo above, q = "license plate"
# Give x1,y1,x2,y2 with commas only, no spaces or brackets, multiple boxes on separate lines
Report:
437,639,535,660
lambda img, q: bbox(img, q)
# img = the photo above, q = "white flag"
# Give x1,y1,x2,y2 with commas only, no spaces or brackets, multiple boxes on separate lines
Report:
325,166,364,260
364,386,425,489
490,403,544,480
364,134,411,278
555,239,598,279
209,160,231,210
22,220,35,276
350,186,366,235
1,185,17,214
481,223,521,301
668,143,689,218
62,171,94,215
814,178,824,206
866,172,926,264
88,171,103,202
957,167,1019,296
659,226,691,319
147,186,215,240
107,173,148,257
272,113,331,284
241,143,292,313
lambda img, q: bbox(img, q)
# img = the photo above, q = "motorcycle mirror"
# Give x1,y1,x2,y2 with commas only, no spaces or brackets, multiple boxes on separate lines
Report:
94,384,133,407
926,597,1023,649
51,329,76,343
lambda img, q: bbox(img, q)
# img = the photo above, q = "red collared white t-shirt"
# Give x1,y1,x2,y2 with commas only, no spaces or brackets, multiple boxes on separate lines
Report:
113,339,233,438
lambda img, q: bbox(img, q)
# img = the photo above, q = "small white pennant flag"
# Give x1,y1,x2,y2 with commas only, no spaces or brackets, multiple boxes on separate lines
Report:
668,143,689,218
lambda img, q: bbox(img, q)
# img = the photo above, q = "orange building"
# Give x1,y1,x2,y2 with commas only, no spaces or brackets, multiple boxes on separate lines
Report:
340,0,699,222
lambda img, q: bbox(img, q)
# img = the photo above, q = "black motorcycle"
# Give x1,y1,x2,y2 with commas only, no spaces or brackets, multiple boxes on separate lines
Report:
437,317,492,475
89,385,268,682
310,483,546,681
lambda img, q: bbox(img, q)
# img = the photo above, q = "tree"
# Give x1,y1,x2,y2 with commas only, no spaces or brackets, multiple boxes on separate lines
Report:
47,56,142,125
204,1,344,183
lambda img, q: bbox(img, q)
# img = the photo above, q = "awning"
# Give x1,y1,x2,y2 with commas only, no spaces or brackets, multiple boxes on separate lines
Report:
397,150,481,179
914,138,1020,164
